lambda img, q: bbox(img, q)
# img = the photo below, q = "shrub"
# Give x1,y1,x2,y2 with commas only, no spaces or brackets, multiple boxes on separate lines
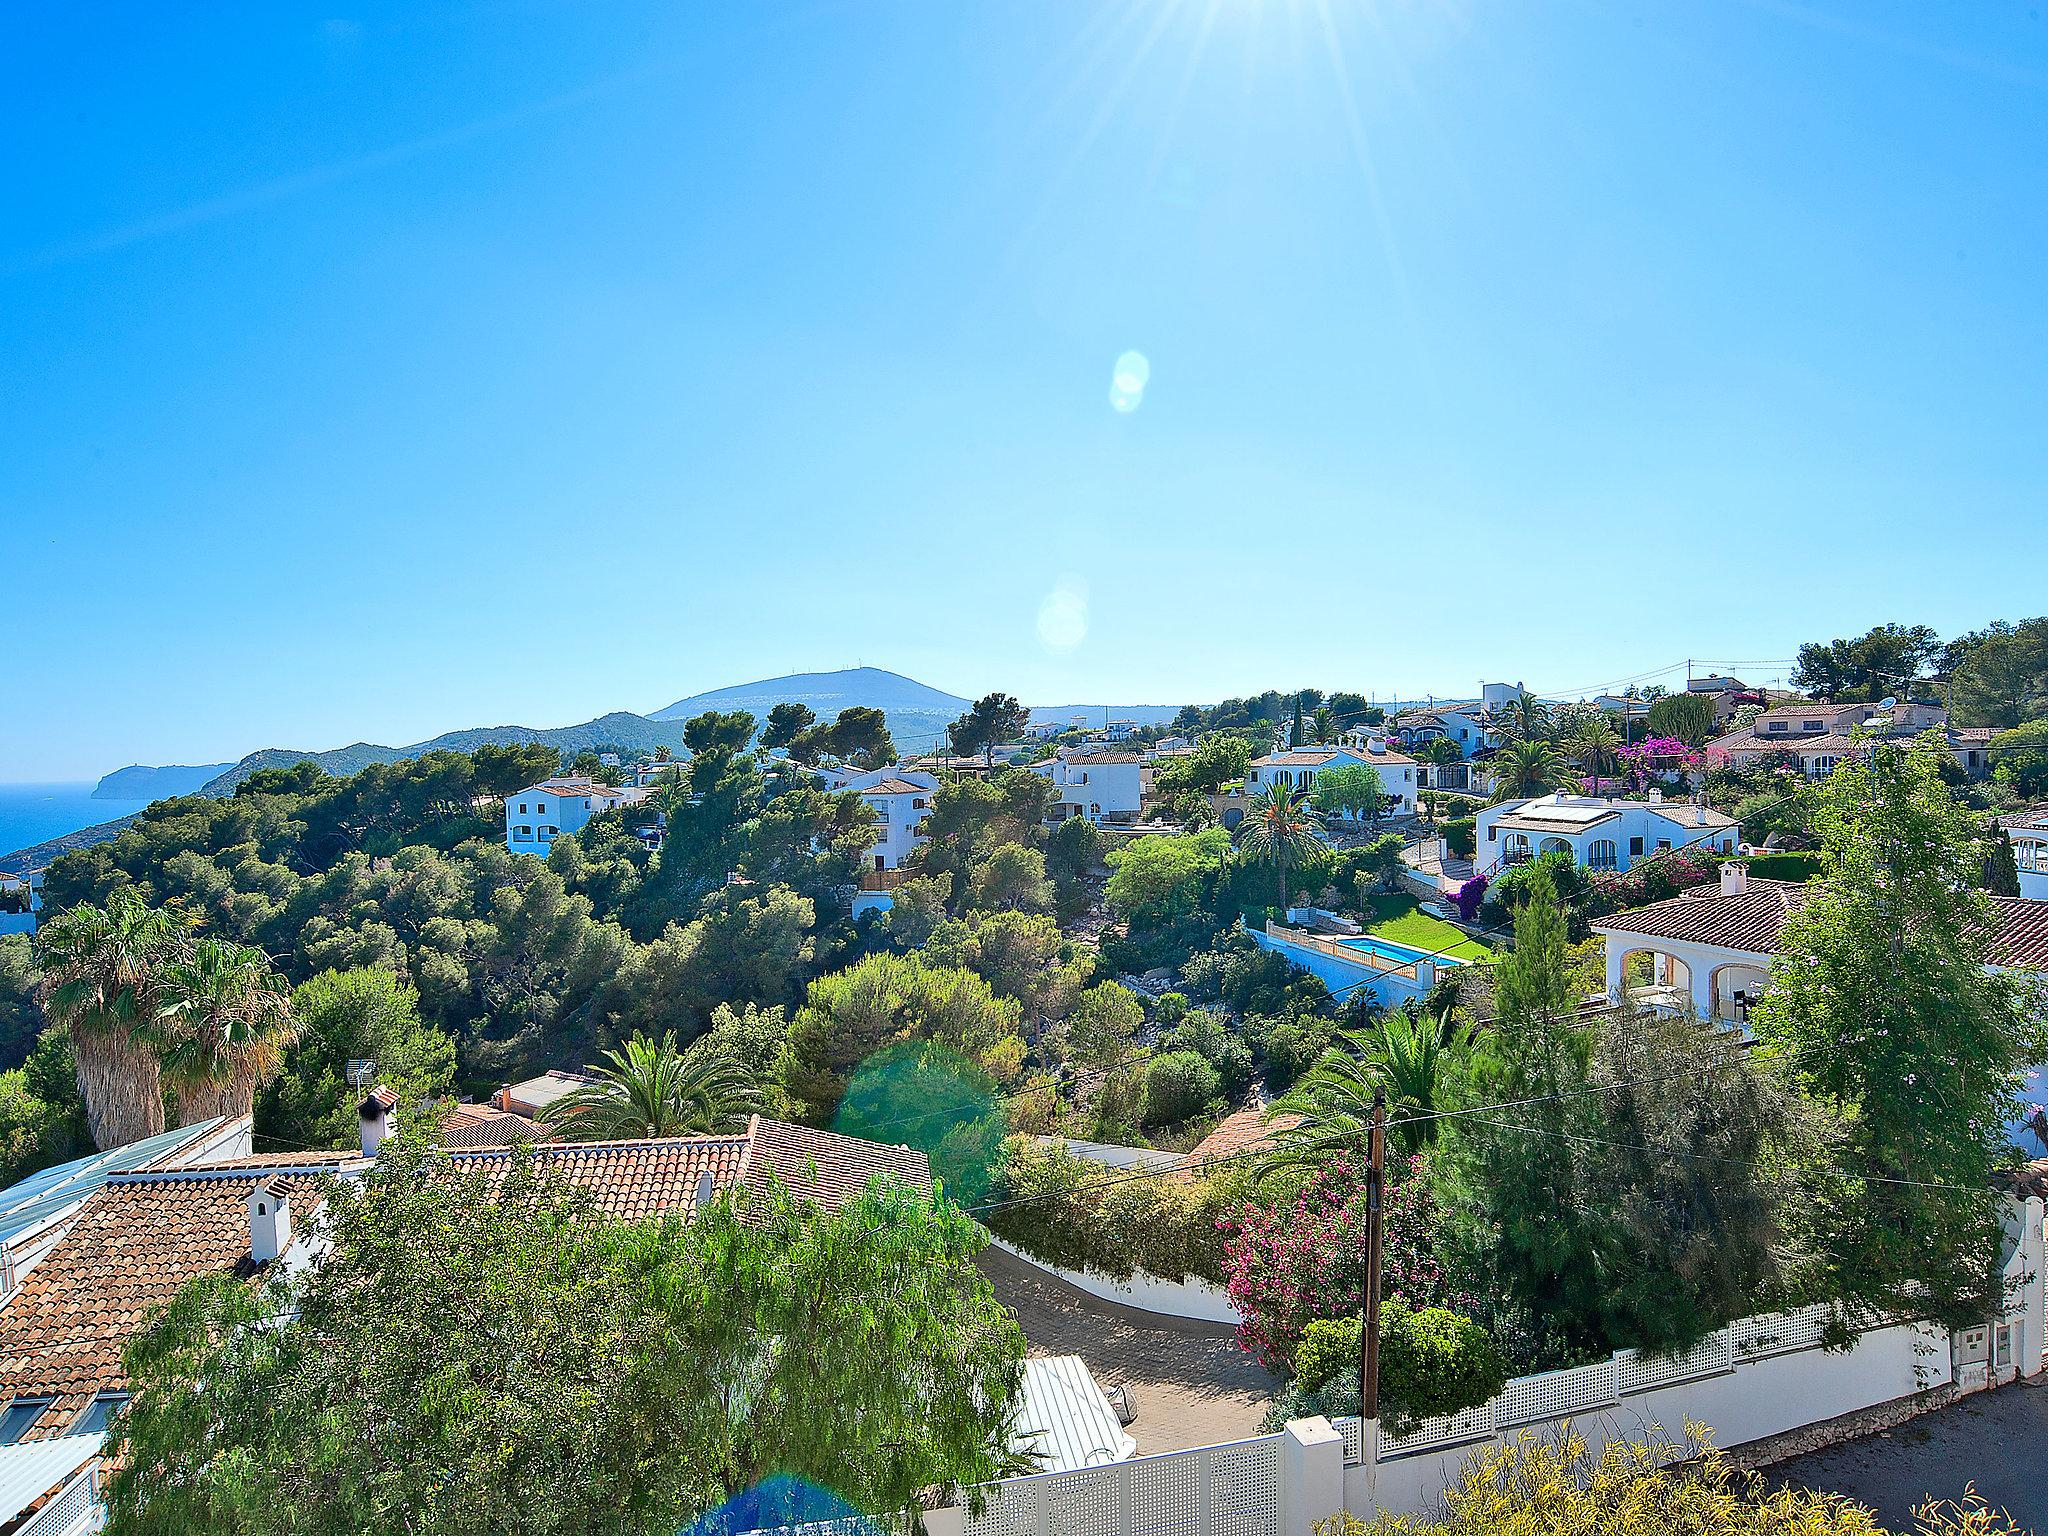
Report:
986,1136,1250,1283
1159,1012,1255,1099
1443,818,1476,859
1741,851,1827,882
1142,1050,1222,1127
1278,1306,1505,1433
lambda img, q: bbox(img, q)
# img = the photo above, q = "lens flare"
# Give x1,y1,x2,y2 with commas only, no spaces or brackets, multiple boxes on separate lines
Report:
1036,577,1089,654
1109,349,1150,412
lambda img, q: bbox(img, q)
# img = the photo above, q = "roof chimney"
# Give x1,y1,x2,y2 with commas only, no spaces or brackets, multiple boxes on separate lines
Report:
1648,788,1664,804
1693,805,1706,825
1721,863,1750,897
691,1170,716,1214
249,1176,291,1265
360,1085,398,1156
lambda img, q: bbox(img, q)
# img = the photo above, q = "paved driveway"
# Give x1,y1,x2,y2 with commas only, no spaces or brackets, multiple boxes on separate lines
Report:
1770,1382,2048,1533
979,1246,1281,1455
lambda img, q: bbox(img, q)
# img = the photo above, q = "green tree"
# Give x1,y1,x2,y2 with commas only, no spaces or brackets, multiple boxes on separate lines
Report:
760,701,817,752
1150,736,1252,798
1065,981,1144,1070
947,692,1031,766
1791,622,1939,702
1142,1049,1221,1126
784,952,1025,1121
104,1138,1024,1536
1233,783,1327,913
1488,739,1565,802
543,1030,756,1139
0,934,40,1069
1311,764,1391,827
259,968,456,1151
33,889,184,1149
1646,692,1717,748
1944,617,2048,728
1750,731,2042,1330
966,843,1054,914
155,938,300,1126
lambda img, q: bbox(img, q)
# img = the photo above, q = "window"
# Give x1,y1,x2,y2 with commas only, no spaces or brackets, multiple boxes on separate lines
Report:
1802,719,1823,732
2018,840,2048,874
1766,721,1787,733
1588,839,1618,871
1629,837,1644,856
0,1398,51,1444
518,802,528,813
1656,839,1671,852
541,825,557,839
1487,826,1497,841
513,825,533,841
73,1394,128,1436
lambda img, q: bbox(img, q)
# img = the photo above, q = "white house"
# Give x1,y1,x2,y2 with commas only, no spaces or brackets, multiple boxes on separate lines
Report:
2006,811,2048,902
1703,701,1992,780
503,776,647,855
0,868,42,937
850,772,938,869
1386,707,1497,758
1035,752,1146,825
1473,790,1738,876
1244,743,1417,817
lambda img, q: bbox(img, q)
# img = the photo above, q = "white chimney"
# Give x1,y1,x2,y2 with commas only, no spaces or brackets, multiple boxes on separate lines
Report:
1553,790,1567,803
1648,789,1664,804
359,1085,397,1156
249,1176,291,1265
1367,737,1385,754
1694,805,1707,825
1721,863,1750,896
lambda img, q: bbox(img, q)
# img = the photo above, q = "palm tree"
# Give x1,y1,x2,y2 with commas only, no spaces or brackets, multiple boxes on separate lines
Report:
1565,717,1621,790
1233,781,1326,913
542,1031,757,1140
1264,1004,1475,1166
156,938,300,1125
34,889,183,1149
1492,689,1551,744
1490,739,1565,803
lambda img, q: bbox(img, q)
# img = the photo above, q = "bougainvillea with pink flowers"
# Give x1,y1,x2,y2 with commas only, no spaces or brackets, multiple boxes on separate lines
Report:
1219,1155,1471,1369
1616,737,1730,788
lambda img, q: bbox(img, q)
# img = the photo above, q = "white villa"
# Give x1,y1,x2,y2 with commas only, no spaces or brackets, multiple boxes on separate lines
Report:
503,776,649,855
1384,706,1498,758
2004,810,2048,903
1704,701,1993,780
1036,752,1146,825
1473,791,1739,875
820,766,940,870
1243,743,1417,817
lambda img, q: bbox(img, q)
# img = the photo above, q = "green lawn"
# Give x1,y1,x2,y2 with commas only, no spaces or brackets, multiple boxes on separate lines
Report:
1358,892,1496,963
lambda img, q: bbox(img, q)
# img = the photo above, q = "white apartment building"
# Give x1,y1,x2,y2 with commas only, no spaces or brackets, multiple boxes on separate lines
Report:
1244,742,1417,817
503,776,648,855
1474,790,1738,875
1036,752,1146,824
818,765,941,869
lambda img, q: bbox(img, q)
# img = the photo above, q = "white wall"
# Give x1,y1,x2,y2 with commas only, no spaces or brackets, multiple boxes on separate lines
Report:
989,1238,1241,1324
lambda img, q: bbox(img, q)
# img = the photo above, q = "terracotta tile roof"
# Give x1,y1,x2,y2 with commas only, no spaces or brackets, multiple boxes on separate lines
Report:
1594,885,2048,973
435,1103,556,1149
441,1116,931,1221
1182,1107,1301,1169
0,1160,344,1436
856,779,931,796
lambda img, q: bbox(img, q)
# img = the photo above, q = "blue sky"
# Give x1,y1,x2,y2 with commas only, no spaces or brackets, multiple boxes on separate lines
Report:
4,1,2044,780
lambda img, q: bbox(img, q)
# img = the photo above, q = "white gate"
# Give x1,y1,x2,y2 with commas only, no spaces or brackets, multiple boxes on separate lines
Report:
962,1433,1287,1536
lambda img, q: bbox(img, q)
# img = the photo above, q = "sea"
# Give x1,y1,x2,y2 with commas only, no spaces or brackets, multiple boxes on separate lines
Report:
0,783,146,862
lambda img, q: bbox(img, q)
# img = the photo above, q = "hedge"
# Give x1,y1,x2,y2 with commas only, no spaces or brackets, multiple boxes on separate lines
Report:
1741,851,1827,882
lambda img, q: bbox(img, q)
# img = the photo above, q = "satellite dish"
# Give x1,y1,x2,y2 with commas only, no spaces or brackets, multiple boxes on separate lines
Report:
1878,696,1897,712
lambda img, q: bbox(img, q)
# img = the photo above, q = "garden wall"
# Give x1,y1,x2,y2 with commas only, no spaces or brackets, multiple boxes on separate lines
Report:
989,1237,1242,1325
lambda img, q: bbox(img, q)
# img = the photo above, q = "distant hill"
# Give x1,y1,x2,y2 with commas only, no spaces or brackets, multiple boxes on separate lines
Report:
198,711,699,795
650,667,972,754
1028,704,1185,729
93,763,235,801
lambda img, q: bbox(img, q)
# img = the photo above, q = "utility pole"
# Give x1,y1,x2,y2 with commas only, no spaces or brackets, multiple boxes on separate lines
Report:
1359,1088,1388,1427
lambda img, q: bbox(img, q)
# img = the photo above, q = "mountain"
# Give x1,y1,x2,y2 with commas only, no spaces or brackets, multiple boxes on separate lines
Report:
93,763,236,801
651,667,971,722
650,667,972,754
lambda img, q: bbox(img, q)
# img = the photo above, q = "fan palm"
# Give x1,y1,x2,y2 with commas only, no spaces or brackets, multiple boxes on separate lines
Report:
1233,782,1327,914
1566,718,1621,789
1264,1003,1476,1167
34,889,184,1149
542,1031,758,1140
1490,739,1565,803
156,938,300,1125
1492,690,1551,744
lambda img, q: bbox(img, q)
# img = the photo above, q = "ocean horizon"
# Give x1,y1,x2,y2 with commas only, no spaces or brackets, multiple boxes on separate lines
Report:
0,782,143,862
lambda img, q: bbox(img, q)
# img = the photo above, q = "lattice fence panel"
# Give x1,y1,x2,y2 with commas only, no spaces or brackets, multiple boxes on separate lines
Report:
1045,1469,1126,1536
1730,1306,1830,1360
966,1480,1042,1536
1129,1451,1201,1536
1379,1401,1495,1459
1496,1360,1618,1427
1332,1416,1365,1467
19,1468,99,1536
1204,1438,1283,1536
1617,1332,1734,1395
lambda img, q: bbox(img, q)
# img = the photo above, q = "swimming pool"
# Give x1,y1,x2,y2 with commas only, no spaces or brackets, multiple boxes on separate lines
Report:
1335,935,1467,970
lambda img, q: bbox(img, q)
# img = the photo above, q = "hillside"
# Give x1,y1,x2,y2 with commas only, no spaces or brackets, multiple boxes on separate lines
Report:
93,763,236,800
198,711,698,794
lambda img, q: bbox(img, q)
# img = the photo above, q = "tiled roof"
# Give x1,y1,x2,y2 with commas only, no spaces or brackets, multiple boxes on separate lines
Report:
1182,1107,1301,1168
1594,884,2048,973
435,1103,555,1149
2001,809,2048,834
0,1160,344,1436
856,779,930,796
746,1117,931,1206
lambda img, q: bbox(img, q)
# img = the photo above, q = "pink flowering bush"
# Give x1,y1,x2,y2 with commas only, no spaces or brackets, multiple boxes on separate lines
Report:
1219,1155,1469,1370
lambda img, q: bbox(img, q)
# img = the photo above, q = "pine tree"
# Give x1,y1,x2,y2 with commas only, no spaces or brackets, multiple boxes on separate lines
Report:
1986,826,2021,898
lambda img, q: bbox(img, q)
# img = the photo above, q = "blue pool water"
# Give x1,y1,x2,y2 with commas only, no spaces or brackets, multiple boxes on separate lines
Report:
1336,935,1467,969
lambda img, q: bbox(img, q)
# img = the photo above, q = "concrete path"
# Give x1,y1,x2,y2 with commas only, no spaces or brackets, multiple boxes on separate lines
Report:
978,1245,1280,1455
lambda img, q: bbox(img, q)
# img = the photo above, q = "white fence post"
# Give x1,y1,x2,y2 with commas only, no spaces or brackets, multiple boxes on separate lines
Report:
1282,1418,1345,1536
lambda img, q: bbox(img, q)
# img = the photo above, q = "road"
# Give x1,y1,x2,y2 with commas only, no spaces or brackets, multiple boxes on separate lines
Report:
1770,1381,2048,1533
